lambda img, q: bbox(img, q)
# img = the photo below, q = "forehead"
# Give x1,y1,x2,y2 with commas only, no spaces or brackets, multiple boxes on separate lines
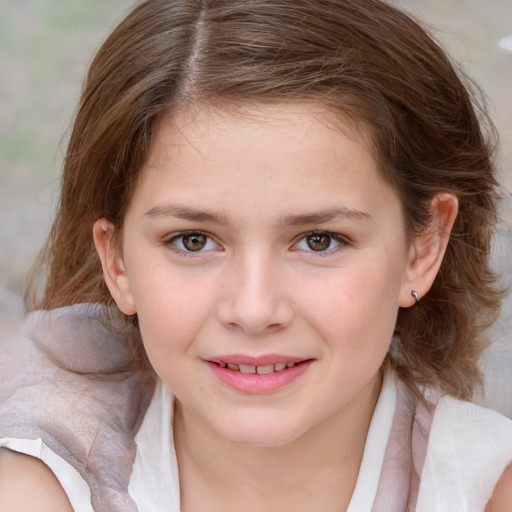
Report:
145,102,370,176
129,102,398,221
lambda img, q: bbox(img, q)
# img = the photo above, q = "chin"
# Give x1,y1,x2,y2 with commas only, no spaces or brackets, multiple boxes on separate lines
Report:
212,415,307,448
227,432,301,448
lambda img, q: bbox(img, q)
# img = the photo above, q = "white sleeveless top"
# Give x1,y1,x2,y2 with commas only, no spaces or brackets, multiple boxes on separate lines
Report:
2,369,512,511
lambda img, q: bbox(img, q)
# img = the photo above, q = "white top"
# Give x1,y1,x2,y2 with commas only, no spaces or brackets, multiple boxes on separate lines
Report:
0,372,395,511
1,370,512,511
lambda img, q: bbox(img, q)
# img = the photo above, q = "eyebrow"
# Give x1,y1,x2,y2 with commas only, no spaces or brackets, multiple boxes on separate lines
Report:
144,204,371,226
278,207,371,227
144,204,230,224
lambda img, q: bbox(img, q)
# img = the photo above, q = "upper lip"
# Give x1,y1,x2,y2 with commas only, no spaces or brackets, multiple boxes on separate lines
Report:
206,354,310,366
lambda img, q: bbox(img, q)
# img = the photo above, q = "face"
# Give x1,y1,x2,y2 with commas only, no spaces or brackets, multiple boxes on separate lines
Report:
101,103,418,446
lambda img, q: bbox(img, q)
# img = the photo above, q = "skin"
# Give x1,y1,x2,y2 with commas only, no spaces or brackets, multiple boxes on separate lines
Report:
0,450,72,511
485,465,512,511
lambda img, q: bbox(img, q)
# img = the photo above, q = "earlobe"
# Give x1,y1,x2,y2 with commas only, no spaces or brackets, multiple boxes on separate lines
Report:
93,219,137,315
399,193,458,308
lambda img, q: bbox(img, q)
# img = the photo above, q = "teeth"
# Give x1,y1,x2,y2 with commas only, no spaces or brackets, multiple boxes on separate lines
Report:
239,364,256,374
220,362,298,373
256,364,275,375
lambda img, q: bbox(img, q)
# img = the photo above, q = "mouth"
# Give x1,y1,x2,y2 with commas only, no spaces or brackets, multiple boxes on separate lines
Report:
206,357,313,394
211,361,299,375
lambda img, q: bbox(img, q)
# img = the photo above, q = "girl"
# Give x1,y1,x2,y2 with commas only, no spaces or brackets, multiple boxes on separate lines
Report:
1,0,511,510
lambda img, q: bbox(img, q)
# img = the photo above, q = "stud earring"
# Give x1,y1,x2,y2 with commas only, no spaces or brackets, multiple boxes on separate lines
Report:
411,290,420,303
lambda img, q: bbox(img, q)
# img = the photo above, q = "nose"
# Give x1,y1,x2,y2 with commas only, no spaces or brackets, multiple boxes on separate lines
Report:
216,252,294,335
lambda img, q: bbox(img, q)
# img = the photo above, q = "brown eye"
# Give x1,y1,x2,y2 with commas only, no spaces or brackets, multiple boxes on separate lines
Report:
306,234,332,251
168,231,219,254
182,233,208,251
293,231,345,254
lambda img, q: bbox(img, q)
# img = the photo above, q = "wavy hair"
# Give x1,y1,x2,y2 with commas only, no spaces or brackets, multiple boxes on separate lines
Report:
26,0,503,399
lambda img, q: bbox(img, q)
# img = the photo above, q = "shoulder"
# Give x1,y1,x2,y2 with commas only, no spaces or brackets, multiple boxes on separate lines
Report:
0,449,73,512
485,465,512,512
415,395,512,511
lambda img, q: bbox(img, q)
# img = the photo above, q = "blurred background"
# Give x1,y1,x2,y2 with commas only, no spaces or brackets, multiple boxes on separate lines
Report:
1,0,511,408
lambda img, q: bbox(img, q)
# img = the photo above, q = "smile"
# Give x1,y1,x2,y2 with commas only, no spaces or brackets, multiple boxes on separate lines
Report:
206,358,313,394
214,361,297,374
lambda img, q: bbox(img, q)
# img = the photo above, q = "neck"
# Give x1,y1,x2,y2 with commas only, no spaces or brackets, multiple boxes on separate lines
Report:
174,373,382,512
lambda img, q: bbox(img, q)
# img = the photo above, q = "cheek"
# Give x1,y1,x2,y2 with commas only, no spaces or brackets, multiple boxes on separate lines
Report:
297,262,402,351
126,261,220,358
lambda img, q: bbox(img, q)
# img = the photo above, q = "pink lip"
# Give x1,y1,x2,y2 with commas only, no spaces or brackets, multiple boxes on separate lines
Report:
205,357,313,394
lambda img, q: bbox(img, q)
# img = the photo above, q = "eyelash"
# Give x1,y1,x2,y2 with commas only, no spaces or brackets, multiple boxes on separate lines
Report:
292,230,350,256
163,230,221,257
163,230,350,257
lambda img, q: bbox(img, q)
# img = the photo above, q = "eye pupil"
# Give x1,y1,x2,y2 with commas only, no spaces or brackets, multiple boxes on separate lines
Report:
306,234,331,251
183,233,207,251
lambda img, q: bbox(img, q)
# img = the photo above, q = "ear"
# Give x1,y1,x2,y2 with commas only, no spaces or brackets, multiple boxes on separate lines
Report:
399,193,458,307
93,219,137,315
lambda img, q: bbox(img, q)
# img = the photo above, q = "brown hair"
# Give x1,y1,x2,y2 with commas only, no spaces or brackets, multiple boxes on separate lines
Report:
26,0,503,399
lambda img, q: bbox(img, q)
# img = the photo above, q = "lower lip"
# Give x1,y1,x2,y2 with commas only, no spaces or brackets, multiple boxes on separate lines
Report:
206,360,313,394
